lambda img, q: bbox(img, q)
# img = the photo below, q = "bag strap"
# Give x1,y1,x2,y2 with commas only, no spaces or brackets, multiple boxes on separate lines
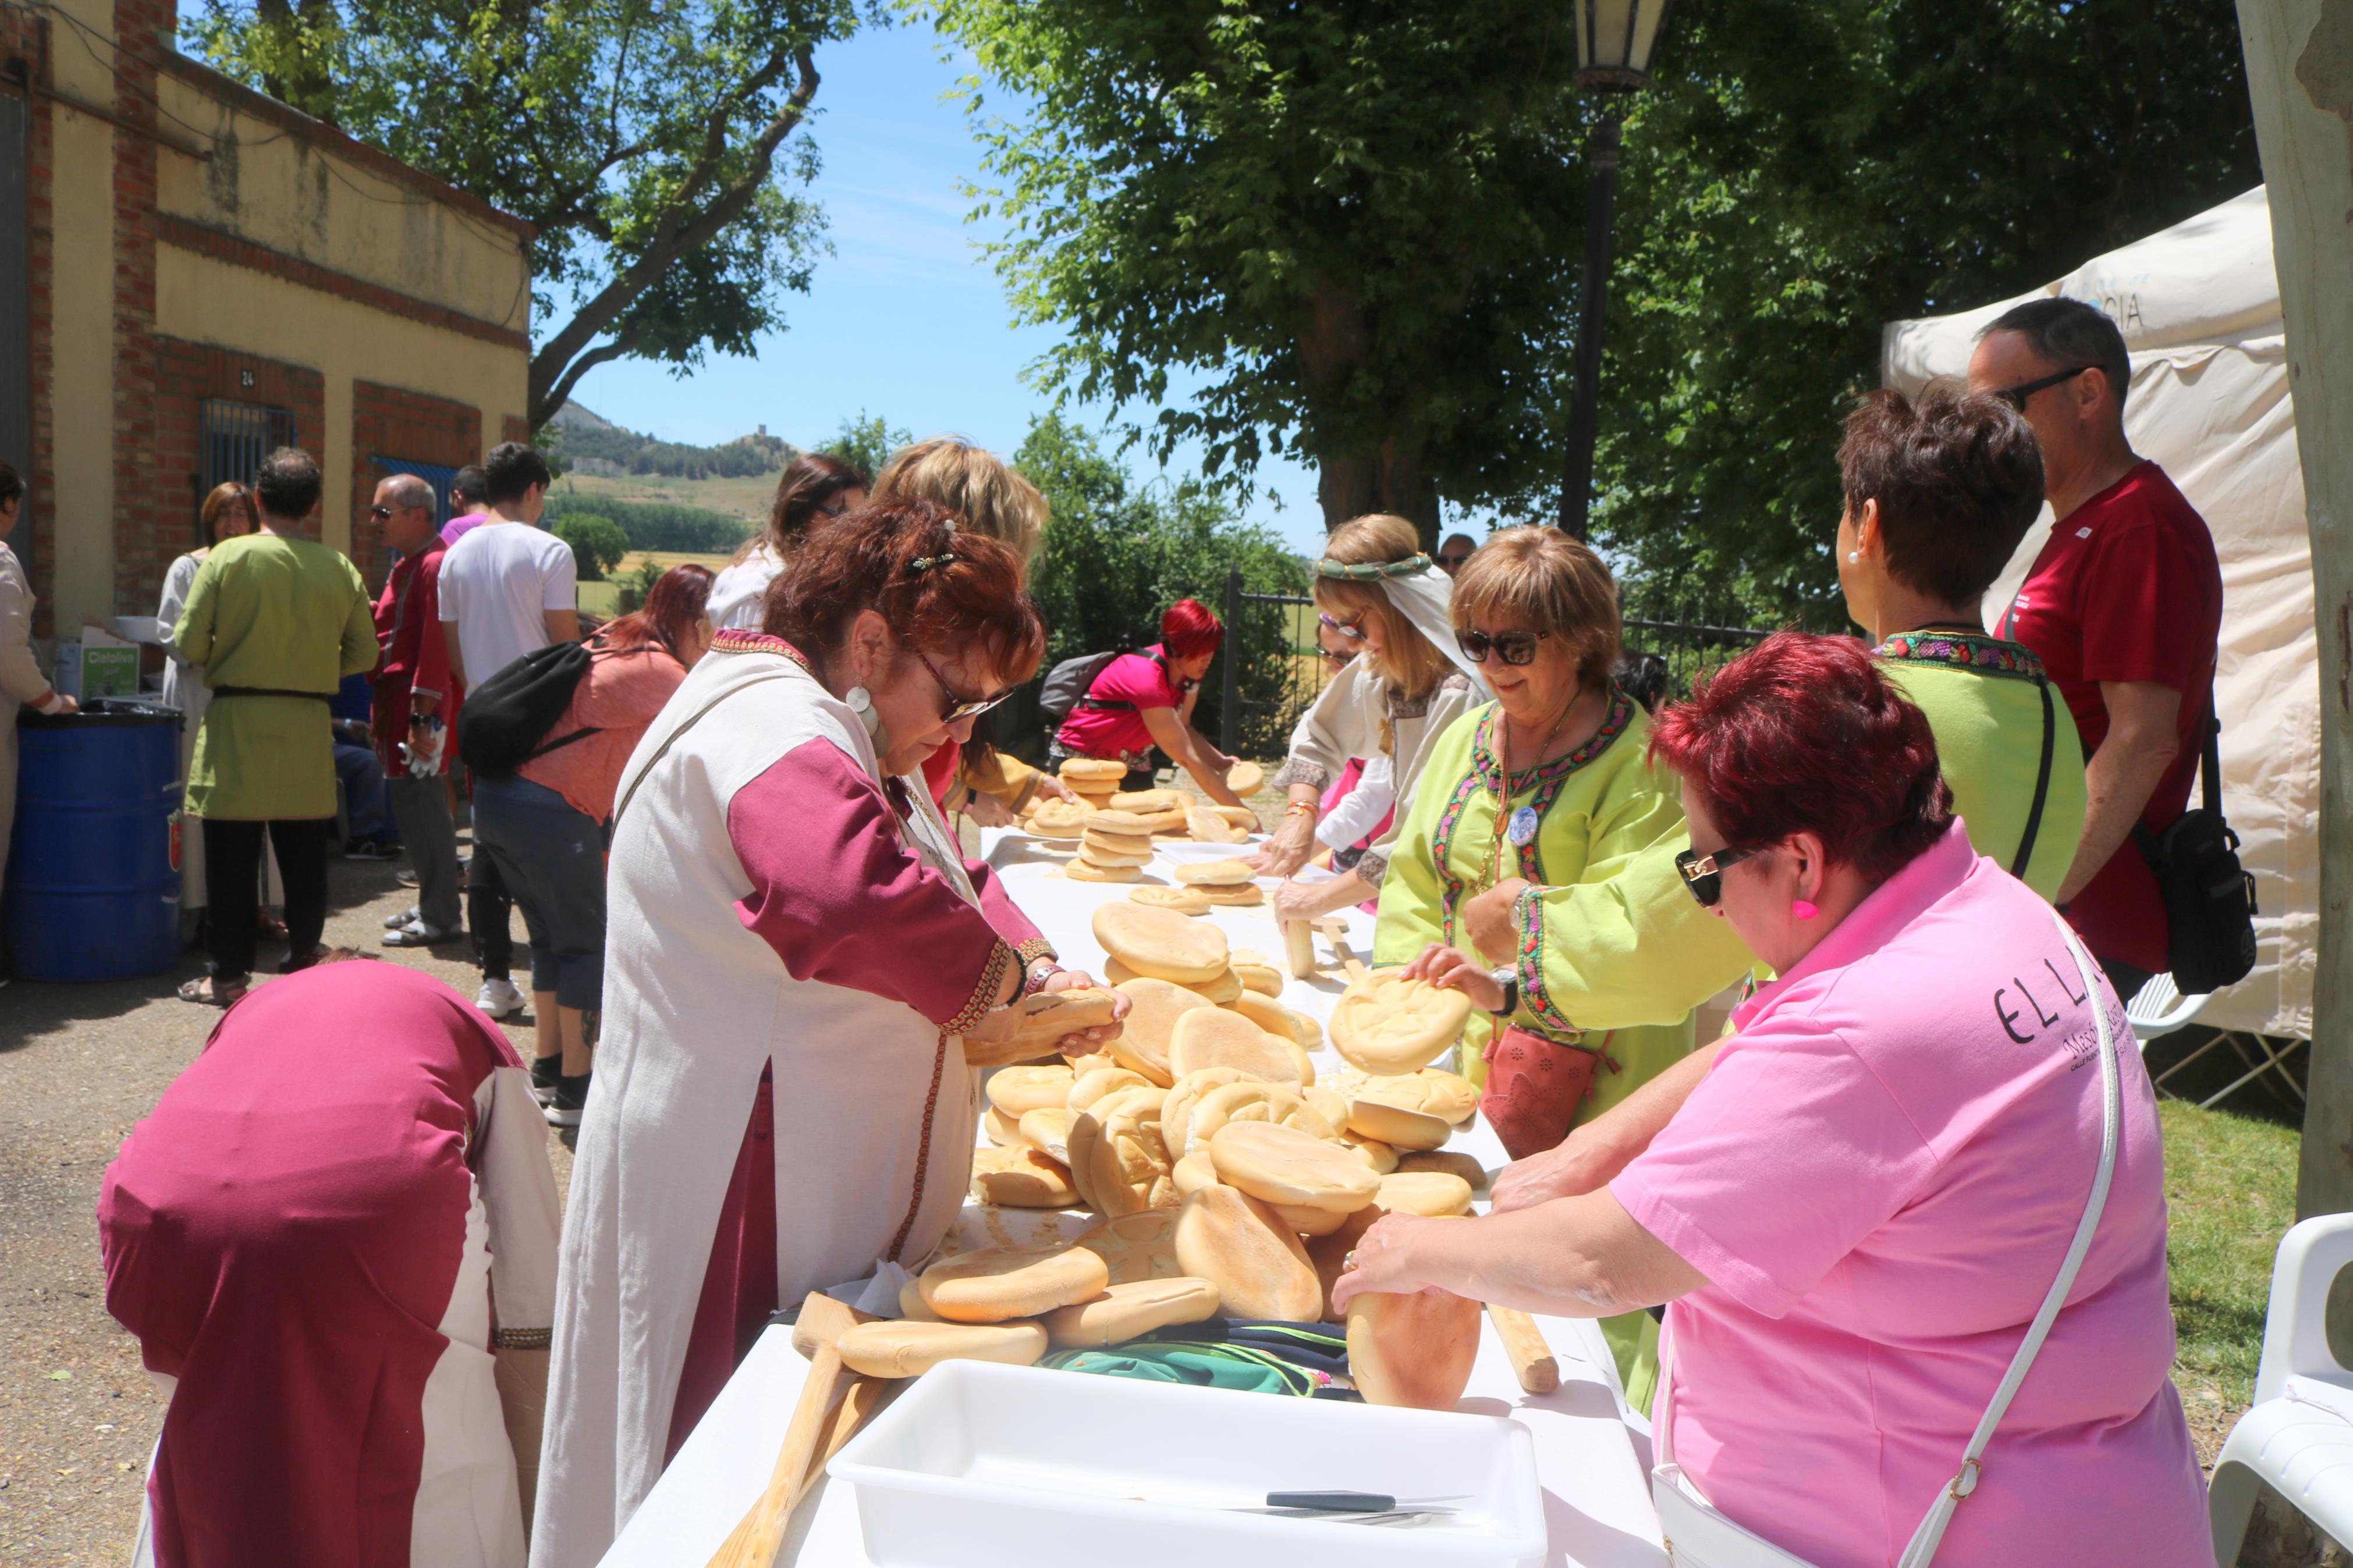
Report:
1894,909,2121,1568
211,685,331,702
2201,695,2223,816
609,670,793,827
2008,678,2056,880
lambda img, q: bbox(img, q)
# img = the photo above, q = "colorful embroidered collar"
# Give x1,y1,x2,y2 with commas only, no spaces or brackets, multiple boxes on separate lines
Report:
1874,629,2045,682
710,628,813,674
1468,687,1635,799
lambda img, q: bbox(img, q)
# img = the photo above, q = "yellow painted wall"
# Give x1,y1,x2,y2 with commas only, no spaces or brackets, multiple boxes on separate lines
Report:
45,0,119,634
154,244,529,555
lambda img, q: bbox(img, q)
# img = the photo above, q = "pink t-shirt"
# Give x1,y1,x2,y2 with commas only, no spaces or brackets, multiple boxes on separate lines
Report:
1054,645,1184,762
1612,823,2205,1568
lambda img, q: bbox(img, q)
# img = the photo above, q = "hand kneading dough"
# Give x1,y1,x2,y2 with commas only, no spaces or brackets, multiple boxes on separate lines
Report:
1070,1094,1177,1217
1347,1278,1479,1410
1329,969,1474,1074
1185,806,1243,844
1170,1149,1221,1196
920,1244,1110,1323
1208,1121,1380,1213
1017,1106,1076,1164
1044,1277,1222,1348
1159,1066,1258,1157
1397,1150,1490,1190
1195,882,1265,906
1108,977,1213,1086
1067,1066,1153,1113
837,1319,1049,1379
1345,1097,1452,1153
987,1064,1077,1117
1169,1009,1300,1085
1108,788,1184,814
1225,760,1264,795
971,1145,1081,1207
1127,884,1212,916
1174,858,1258,887
1375,1170,1475,1217
1092,902,1231,985
1181,1079,1335,1157
1173,1185,1321,1321
1076,1210,1183,1283
1065,858,1142,883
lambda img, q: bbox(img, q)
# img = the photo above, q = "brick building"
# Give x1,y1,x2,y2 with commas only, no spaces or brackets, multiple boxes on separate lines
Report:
1,0,533,638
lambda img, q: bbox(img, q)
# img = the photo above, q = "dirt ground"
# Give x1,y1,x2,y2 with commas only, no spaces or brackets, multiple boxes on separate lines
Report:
0,847,565,1566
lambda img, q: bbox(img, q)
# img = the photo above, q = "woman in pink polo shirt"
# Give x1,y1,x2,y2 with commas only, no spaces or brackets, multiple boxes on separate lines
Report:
1336,632,2205,1568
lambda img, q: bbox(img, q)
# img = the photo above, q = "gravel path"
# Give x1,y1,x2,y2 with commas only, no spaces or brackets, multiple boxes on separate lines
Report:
0,847,562,1565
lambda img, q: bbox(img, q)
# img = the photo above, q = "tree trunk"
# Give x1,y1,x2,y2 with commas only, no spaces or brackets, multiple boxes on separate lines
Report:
1297,278,1443,544
2238,0,2353,1218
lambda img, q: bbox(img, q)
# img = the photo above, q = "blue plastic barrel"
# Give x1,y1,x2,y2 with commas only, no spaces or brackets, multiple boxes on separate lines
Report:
5,698,183,981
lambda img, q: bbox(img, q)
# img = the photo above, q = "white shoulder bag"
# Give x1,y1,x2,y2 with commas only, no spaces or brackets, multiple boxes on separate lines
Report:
1650,909,2123,1568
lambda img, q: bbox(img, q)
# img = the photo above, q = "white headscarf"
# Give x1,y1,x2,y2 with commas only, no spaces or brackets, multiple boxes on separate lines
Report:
1315,551,1495,701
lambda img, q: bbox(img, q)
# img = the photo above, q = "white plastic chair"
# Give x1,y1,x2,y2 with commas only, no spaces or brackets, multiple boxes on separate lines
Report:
2127,972,2208,1044
2209,1214,2353,1563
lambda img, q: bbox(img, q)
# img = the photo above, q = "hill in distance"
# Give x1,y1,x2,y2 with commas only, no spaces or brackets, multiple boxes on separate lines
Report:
548,400,797,483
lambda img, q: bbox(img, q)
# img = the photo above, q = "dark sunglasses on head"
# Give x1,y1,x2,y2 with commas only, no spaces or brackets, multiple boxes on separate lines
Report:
1674,844,1765,908
1454,627,1551,667
1317,611,1368,642
1993,364,2092,413
914,647,1014,723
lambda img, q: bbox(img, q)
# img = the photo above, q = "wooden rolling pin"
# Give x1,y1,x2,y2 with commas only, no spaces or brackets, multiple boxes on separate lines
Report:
1485,1304,1560,1395
704,1293,875,1568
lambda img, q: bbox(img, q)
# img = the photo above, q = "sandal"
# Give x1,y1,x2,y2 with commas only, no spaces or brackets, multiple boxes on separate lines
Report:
178,976,248,1007
256,912,289,943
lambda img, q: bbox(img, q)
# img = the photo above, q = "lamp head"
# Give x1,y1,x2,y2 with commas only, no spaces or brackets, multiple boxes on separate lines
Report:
1573,0,1672,91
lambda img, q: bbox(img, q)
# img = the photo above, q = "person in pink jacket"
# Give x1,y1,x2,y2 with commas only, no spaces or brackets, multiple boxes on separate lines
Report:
1337,631,2207,1568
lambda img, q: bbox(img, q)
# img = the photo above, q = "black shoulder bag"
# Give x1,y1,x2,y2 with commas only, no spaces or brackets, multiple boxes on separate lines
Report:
2132,701,2258,994
456,639,598,780
2008,677,2057,880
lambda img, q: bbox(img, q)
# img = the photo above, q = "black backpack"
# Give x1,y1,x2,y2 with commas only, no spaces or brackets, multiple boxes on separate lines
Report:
2133,706,2258,995
456,640,598,780
1037,645,1134,727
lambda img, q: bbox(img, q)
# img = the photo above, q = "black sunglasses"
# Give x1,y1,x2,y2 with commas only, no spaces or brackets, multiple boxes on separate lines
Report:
1992,365,2092,413
1454,627,1550,667
914,648,1013,723
1436,552,1471,568
1674,844,1765,907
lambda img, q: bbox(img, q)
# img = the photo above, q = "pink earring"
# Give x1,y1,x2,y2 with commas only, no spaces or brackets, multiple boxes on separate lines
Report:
1791,900,1819,920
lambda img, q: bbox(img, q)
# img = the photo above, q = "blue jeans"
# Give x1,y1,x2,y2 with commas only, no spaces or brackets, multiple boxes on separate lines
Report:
470,773,605,1011
333,741,398,842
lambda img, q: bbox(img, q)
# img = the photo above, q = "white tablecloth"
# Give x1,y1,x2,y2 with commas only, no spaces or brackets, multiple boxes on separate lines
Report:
600,830,1667,1566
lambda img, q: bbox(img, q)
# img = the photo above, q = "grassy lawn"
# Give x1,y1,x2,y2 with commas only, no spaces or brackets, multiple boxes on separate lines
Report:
2163,1096,2302,1462
577,549,740,619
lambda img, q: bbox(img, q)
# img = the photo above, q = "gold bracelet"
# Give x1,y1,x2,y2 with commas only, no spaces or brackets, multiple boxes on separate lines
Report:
1283,801,1316,819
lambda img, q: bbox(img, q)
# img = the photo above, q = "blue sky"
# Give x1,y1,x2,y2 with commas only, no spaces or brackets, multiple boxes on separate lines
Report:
556,22,1335,554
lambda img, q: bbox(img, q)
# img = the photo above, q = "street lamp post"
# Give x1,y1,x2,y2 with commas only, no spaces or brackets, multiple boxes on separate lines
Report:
1556,0,1673,539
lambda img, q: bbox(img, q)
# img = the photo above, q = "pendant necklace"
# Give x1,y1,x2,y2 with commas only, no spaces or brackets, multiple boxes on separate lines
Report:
1489,689,1580,890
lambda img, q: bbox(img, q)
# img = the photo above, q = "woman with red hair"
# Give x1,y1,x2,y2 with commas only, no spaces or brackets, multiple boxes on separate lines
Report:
1340,632,2206,1568
1052,597,1251,808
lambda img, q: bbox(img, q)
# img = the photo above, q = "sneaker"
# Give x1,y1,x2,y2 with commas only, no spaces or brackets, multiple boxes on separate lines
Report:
395,868,419,887
381,919,455,948
475,977,526,1019
343,838,400,862
544,1071,591,1128
384,905,421,930
529,1054,562,1108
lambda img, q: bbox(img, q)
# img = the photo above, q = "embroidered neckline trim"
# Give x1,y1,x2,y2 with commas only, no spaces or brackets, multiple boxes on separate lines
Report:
710,628,813,674
1873,630,2046,682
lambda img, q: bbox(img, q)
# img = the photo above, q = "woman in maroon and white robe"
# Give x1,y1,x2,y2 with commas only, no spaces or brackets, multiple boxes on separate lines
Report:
530,499,1123,1568
100,959,561,1568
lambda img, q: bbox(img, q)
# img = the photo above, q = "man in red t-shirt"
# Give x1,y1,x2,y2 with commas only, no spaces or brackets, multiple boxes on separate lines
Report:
368,473,466,948
1968,298,2223,998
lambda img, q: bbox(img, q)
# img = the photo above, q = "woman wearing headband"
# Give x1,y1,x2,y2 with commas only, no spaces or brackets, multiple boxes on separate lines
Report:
1252,515,1486,923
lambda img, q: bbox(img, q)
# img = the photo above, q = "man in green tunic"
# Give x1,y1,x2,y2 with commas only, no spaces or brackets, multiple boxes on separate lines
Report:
175,448,378,1005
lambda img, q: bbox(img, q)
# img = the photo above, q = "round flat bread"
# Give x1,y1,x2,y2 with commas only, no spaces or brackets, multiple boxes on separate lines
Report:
920,1244,1110,1323
1066,1051,1116,1077
1076,1209,1183,1283
1059,758,1127,781
1208,1120,1380,1214
1376,1170,1475,1217
986,1064,1077,1118
837,1318,1048,1379
1159,1066,1258,1158
1044,1277,1222,1349
1108,977,1213,1086
1069,1093,1177,1217
1347,1282,1479,1410
898,1275,941,1322
1228,990,1296,1041
1127,884,1212,916
985,1105,1030,1148
1089,807,1186,835
1339,1130,1399,1173
1350,1068,1482,1126
1174,858,1258,887
1067,1066,1153,1114
1180,1079,1333,1158
1065,858,1141,883
1195,882,1265,906
1170,1149,1221,1197
1231,959,1283,997
1078,845,1154,869
1108,788,1185,814
1345,1097,1451,1153
1016,1106,1076,1164
1329,969,1473,1074
1226,760,1264,795
1301,1084,1350,1130
1027,801,1089,838
1212,805,1258,829
1190,966,1244,1005
1397,1150,1489,1190
1169,1008,1299,1086
1185,806,1243,844
1081,826,1154,854
1271,1200,1361,1237
1092,902,1230,984
1287,1008,1323,1050
1173,1186,1320,1321
971,1144,1081,1208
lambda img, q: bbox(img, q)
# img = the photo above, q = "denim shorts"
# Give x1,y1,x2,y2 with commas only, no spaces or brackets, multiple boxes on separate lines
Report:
470,773,606,1010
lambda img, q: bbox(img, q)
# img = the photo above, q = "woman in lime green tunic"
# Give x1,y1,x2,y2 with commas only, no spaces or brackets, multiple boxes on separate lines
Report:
1373,527,1741,1411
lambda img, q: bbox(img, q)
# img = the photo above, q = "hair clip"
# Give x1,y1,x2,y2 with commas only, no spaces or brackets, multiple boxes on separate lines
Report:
908,552,959,572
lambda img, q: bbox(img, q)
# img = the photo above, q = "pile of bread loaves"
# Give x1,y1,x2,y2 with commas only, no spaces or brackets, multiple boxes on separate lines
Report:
1024,762,1260,868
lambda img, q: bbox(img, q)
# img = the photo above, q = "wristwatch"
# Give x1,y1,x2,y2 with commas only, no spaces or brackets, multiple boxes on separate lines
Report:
1487,965,1519,1018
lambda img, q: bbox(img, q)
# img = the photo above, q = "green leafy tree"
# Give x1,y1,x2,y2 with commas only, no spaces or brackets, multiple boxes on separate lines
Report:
553,514,631,581
545,495,751,553
939,0,1592,539
187,0,870,428
818,411,913,485
1016,415,1305,755
615,556,668,614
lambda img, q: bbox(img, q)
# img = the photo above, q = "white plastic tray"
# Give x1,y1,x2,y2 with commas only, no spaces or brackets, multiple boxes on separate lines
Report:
830,1359,1547,1568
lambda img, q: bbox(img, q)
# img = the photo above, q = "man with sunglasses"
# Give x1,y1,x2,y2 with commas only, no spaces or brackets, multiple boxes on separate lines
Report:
368,473,466,952
1435,532,1477,575
1967,298,2223,998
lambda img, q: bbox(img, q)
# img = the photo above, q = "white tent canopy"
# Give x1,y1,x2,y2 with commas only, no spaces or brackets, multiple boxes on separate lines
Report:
1882,187,2315,1040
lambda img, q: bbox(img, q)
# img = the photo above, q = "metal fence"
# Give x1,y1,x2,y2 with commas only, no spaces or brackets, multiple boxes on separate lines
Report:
1617,617,1778,703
